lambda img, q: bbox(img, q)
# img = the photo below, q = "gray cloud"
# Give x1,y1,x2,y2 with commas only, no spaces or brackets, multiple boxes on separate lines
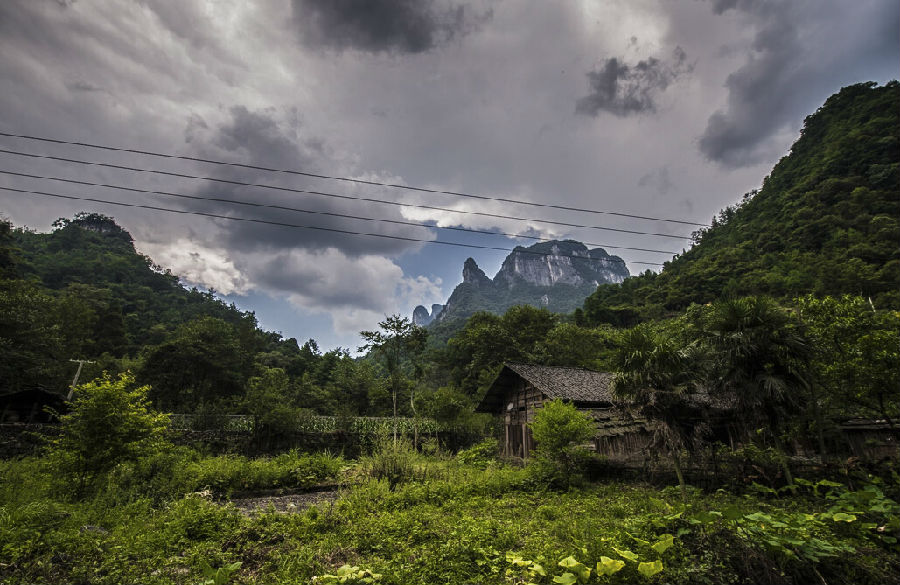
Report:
291,0,489,54
698,0,900,167
181,105,432,258
576,47,691,117
637,166,675,196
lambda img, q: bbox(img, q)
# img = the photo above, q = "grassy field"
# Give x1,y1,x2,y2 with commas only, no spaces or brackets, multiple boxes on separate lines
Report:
1,441,898,585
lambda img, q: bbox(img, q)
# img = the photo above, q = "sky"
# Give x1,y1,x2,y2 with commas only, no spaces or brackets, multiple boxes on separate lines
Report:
1,0,897,350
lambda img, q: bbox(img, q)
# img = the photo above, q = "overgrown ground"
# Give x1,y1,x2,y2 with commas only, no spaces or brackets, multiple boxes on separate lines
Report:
1,443,898,585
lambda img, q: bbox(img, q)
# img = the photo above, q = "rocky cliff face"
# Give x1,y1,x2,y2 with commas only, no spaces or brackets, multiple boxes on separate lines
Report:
462,257,492,286
493,240,628,288
420,240,630,330
412,303,445,326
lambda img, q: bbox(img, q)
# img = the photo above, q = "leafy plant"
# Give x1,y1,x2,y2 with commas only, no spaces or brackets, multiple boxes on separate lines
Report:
312,564,382,584
529,399,595,489
44,372,170,495
198,560,242,585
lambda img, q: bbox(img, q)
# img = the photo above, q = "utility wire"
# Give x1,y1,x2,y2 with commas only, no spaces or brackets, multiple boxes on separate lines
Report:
0,185,667,266
0,131,708,227
0,147,693,241
0,169,681,256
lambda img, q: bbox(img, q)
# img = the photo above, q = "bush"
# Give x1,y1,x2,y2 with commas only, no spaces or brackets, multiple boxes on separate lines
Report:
44,373,170,496
456,438,498,468
528,399,595,489
362,436,420,490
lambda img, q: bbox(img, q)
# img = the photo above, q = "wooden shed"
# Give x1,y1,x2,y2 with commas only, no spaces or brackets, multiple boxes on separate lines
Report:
839,419,900,460
476,363,655,459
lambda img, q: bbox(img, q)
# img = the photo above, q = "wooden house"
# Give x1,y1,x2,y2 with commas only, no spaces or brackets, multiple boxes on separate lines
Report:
839,419,900,460
475,363,656,459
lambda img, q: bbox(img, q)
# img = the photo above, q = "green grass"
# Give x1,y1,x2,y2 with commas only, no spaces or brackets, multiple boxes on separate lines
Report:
0,452,897,584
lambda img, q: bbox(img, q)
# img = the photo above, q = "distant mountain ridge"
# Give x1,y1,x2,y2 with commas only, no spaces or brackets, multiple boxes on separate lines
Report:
413,240,629,328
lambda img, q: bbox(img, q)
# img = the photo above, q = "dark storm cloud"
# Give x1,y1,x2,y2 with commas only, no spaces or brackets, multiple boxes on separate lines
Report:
291,0,490,54
183,106,430,258
698,0,900,167
576,47,691,117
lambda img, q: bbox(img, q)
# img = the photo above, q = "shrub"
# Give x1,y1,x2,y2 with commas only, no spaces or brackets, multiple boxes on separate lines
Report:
363,435,419,489
456,438,498,468
528,399,595,489
44,373,170,495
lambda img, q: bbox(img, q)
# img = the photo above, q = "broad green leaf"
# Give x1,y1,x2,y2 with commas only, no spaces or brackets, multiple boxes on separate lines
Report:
692,510,722,524
613,547,640,562
530,562,547,577
637,560,664,578
832,512,857,522
596,556,626,576
651,534,674,554
553,572,577,585
721,506,744,521
558,556,579,568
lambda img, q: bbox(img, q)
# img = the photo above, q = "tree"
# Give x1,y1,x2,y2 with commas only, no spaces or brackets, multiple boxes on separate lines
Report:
139,316,251,411
695,297,812,484
45,373,170,495
444,306,557,396
798,295,899,430
612,323,706,500
529,399,595,489
359,315,427,443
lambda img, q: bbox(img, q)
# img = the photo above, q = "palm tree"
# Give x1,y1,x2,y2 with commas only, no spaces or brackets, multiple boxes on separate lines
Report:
613,324,708,500
697,297,812,485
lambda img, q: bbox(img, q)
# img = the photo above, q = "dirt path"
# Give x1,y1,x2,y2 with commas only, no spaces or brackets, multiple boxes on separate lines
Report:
230,489,340,515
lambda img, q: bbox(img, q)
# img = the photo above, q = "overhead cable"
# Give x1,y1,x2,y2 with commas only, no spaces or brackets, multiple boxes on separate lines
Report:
0,131,708,227
0,169,681,255
0,185,668,266
0,147,693,241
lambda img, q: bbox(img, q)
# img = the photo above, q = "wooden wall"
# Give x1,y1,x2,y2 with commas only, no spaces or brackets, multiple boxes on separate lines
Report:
502,380,544,458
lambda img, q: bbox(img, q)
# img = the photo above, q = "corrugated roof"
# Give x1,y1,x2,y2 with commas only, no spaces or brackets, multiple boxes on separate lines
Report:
476,363,615,412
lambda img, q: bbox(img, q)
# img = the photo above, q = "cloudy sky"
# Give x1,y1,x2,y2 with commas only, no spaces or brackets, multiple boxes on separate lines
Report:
0,0,897,350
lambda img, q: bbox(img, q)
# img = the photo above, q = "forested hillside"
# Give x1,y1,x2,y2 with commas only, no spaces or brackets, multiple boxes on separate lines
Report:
579,82,899,327
0,214,387,417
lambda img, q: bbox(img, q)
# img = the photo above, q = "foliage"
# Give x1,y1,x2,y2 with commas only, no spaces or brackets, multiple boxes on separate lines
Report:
360,435,421,490
529,399,595,489
456,438,499,468
44,373,170,494
612,322,707,498
359,315,428,440
2,448,898,584
312,564,382,584
798,294,900,426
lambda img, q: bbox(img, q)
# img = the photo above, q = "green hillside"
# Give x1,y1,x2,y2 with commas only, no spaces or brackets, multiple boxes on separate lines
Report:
580,81,900,326
0,213,382,416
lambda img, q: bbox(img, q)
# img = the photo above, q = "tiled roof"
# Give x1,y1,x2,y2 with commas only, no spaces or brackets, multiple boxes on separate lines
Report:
476,363,615,413
505,363,615,403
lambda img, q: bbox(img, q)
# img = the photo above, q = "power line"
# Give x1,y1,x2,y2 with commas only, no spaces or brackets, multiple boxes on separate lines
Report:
0,185,668,265
0,169,682,255
0,147,694,241
0,130,708,227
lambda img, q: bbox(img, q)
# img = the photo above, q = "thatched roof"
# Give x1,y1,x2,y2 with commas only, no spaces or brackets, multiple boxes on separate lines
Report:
476,363,615,413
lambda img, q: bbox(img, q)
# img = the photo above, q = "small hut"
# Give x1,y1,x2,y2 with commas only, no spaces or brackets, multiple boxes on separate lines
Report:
839,419,900,460
476,363,655,459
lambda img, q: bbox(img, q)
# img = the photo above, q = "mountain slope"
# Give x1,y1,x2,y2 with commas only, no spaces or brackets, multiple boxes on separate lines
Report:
580,81,900,326
420,240,628,339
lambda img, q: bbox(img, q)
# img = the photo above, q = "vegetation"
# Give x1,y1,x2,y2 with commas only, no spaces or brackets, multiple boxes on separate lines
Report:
1,447,897,584
1,82,898,583
528,399,595,489
579,81,899,325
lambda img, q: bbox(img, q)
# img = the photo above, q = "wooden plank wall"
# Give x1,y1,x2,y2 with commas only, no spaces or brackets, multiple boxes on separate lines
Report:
503,381,544,458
